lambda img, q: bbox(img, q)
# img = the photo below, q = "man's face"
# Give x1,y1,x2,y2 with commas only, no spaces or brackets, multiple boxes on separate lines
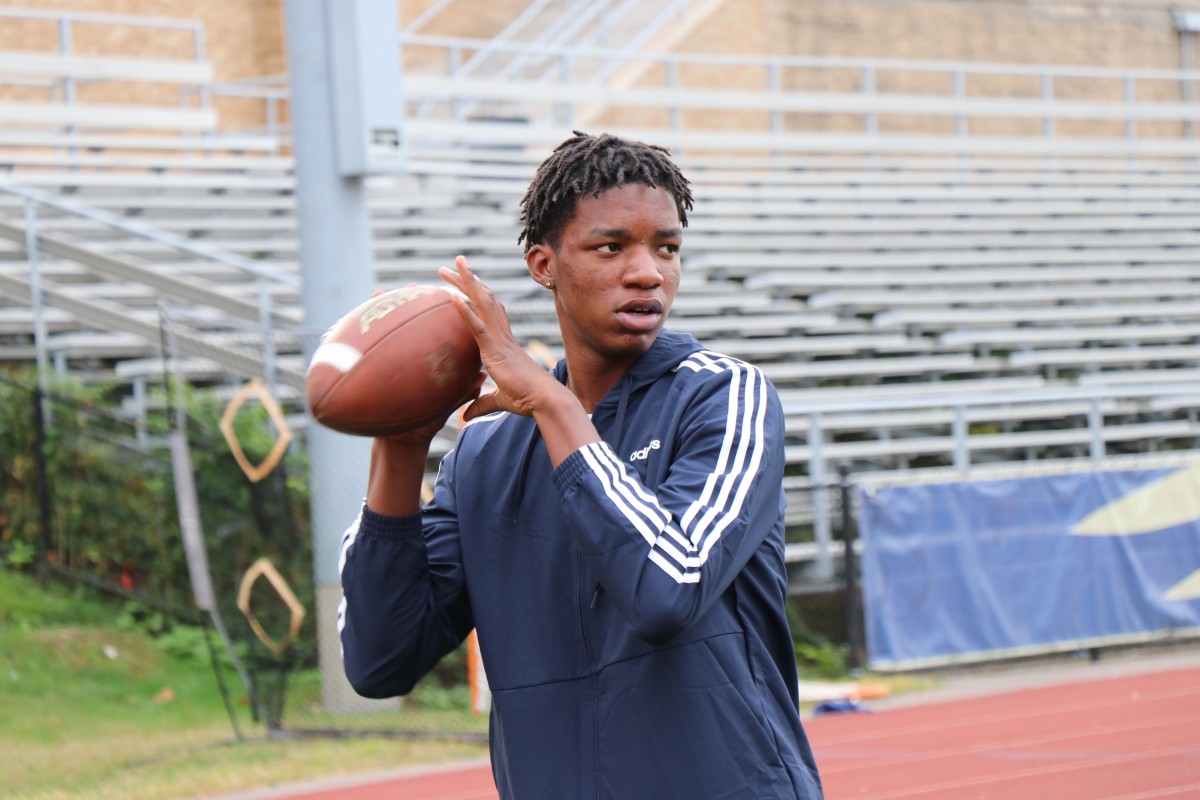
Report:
536,183,682,369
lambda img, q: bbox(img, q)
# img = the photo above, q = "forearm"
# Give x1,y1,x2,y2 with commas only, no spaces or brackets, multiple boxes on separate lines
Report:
366,437,430,515
339,508,472,697
532,385,601,467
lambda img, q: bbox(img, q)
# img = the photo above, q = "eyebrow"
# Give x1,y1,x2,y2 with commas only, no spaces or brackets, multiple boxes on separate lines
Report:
590,227,683,239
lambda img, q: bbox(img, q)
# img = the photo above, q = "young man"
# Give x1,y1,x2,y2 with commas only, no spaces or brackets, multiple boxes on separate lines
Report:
338,132,824,799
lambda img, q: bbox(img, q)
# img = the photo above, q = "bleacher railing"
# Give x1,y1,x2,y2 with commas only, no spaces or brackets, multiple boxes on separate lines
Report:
787,382,1200,580
393,33,1200,158
0,180,303,398
408,0,692,120
205,33,1200,159
0,7,210,118
0,6,285,153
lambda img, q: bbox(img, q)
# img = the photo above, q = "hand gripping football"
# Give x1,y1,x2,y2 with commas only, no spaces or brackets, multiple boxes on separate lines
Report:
306,285,482,436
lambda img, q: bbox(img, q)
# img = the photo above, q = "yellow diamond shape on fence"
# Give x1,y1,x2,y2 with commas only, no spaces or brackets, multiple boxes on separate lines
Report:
237,557,307,655
219,379,293,484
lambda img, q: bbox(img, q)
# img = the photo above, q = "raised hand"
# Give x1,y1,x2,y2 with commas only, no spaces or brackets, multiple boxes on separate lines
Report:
438,256,565,421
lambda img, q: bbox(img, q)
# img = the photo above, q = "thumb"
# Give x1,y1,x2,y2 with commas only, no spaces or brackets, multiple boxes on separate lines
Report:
461,391,503,422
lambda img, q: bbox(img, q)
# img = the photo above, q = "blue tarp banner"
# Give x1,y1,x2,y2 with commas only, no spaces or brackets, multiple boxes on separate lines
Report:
858,464,1200,668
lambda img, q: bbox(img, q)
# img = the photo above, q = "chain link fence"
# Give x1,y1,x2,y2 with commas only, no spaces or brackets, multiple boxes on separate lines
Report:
0,310,490,741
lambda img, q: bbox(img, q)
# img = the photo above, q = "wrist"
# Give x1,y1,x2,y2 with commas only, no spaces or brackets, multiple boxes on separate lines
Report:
372,434,431,460
367,436,430,515
532,389,600,467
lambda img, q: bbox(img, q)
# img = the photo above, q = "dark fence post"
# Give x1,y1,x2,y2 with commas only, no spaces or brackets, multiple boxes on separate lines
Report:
31,386,53,577
839,465,866,673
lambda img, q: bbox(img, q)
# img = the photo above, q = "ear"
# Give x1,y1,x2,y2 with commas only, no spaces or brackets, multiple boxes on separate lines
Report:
526,243,555,288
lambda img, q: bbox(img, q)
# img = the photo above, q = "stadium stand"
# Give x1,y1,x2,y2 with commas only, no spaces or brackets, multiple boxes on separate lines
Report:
1,6,1198,580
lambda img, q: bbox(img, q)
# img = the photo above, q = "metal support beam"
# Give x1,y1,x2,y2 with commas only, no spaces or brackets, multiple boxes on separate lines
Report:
285,0,390,715
1088,399,1105,460
808,413,834,581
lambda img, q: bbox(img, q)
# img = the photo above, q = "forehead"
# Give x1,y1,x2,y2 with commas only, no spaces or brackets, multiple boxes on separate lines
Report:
566,183,680,234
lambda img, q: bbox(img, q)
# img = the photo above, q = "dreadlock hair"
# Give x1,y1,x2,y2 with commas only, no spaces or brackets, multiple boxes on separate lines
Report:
517,131,694,253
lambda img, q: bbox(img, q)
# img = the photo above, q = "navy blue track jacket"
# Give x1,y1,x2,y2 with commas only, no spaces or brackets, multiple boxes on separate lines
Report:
339,329,824,799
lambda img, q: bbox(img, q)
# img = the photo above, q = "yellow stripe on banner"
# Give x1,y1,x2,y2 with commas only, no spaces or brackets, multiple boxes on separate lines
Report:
1071,462,1200,536
1165,569,1200,602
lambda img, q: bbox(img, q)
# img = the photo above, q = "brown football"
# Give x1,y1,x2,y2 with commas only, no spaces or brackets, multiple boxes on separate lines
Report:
306,285,481,436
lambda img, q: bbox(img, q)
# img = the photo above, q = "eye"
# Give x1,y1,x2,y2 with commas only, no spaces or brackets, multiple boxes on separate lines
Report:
596,243,621,253
658,243,680,255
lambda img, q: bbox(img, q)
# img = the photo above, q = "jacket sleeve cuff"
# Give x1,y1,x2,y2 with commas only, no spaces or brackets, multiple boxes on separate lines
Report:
360,504,423,540
552,445,593,493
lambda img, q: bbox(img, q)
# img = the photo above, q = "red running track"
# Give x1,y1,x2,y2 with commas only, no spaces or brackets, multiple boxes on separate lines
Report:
811,664,1200,799
271,665,1200,800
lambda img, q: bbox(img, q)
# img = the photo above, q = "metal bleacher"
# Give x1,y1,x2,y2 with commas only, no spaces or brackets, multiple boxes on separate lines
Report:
1,6,1199,580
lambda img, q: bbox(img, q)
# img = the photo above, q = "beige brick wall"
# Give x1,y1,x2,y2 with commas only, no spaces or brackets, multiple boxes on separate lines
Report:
0,0,284,130
0,0,281,71
0,0,1189,137
755,0,1188,138
764,0,1178,67
0,0,537,130
584,0,1189,144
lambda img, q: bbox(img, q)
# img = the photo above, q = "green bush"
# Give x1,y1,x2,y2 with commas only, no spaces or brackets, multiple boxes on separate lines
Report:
0,368,314,657
794,641,849,679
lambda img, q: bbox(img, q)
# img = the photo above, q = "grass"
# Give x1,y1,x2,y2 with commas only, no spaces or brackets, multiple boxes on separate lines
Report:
0,568,488,800
0,567,932,799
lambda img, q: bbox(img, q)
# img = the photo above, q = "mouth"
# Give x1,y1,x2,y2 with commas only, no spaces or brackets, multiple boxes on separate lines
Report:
615,298,665,331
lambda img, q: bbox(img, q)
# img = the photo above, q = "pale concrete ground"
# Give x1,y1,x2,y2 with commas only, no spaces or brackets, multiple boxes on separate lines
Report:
864,640,1200,711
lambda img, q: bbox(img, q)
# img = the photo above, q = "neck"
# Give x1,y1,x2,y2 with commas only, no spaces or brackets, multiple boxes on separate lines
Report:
565,374,612,414
564,356,634,414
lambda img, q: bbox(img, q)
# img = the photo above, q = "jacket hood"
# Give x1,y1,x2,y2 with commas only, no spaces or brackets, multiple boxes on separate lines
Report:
550,329,705,448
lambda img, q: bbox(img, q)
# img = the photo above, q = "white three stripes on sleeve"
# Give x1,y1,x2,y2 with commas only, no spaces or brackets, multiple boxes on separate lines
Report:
578,352,769,585
335,508,364,654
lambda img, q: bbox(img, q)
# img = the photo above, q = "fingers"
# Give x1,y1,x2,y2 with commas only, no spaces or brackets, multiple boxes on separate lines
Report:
444,256,498,310
437,255,474,295
439,255,512,339
439,256,478,312
461,391,502,422
437,256,543,420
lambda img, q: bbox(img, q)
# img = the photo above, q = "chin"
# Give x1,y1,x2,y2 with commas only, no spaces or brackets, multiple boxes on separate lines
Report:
613,330,661,355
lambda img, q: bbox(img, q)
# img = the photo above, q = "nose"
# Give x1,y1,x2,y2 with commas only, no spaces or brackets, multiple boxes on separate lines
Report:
623,245,663,288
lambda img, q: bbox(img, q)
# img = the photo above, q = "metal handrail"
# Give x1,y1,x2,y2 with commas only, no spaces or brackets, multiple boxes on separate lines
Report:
399,32,1200,83
0,179,302,392
0,181,299,288
396,32,1200,147
783,381,1200,417
413,0,685,121
207,34,1200,148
